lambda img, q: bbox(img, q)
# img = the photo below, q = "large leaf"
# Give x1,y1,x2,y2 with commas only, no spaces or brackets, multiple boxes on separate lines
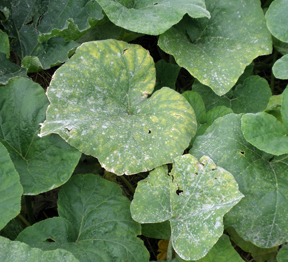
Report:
95,0,210,35
131,155,243,260
40,39,197,175
0,77,81,195
158,1,272,96
16,174,150,262
0,236,79,262
273,54,288,79
241,86,288,156
1,0,80,72
266,0,288,43
190,113,288,248
0,143,22,230
192,76,271,113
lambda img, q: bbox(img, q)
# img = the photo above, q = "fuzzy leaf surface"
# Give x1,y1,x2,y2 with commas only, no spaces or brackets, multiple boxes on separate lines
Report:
190,113,288,248
0,144,22,230
40,39,196,175
16,174,149,262
158,0,272,95
95,0,210,35
266,0,288,43
0,236,79,262
0,77,81,194
131,155,243,260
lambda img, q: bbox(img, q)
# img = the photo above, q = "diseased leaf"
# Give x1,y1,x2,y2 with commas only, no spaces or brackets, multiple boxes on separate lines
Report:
193,76,271,113
96,0,210,35
0,53,28,85
0,236,79,262
16,174,149,262
158,1,272,95
266,0,288,43
226,227,278,262
40,39,196,175
273,54,288,79
190,113,288,248
131,155,243,260
0,143,22,231
0,77,81,195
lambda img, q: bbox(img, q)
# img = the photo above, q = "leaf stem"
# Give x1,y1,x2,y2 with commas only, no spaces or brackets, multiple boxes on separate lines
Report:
166,237,173,261
17,213,30,227
119,176,135,195
24,196,36,225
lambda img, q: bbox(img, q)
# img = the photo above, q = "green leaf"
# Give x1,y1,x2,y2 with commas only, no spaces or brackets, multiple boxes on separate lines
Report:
0,77,81,195
0,236,79,262
16,174,149,262
40,40,197,175
141,221,171,240
193,76,271,113
266,0,288,43
273,54,288,79
158,1,272,95
0,219,24,240
0,30,9,58
131,155,243,260
0,143,22,230
154,60,180,91
241,112,288,155
190,113,288,248
0,53,28,85
282,86,288,130
226,227,278,262
36,0,104,42
95,0,210,35
277,244,288,262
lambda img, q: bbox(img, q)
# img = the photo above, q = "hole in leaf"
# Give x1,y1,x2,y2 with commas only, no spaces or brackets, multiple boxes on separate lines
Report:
240,151,245,156
171,175,174,182
176,189,183,195
214,177,218,179
65,127,72,132
148,129,151,134
194,172,198,176
45,238,55,242
123,48,128,54
24,19,33,26
269,156,274,162
154,2,158,5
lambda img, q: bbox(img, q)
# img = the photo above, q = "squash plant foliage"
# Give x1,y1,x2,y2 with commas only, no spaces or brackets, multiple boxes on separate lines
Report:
1,0,288,261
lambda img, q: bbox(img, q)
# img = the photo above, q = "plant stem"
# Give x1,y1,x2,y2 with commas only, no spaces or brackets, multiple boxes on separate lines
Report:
119,176,135,195
166,237,173,261
17,213,30,227
24,196,36,225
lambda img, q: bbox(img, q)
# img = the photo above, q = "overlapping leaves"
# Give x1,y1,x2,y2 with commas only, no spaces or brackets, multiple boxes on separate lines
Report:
131,154,243,260
40,39,196,175
16,174,149,262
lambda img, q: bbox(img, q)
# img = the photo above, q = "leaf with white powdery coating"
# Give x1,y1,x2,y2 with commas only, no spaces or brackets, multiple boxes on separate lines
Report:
131,155,243,260
16,174,149,262
96,0,210,35
158,0,272,96
0,77,81,195
40,39,197,175
190,113,288,248
0,144,22,230
0,236,79,262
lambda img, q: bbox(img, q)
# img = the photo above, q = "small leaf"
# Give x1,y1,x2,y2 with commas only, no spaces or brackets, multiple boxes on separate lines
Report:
273,54,288,79
0,143,22,230
277,244,288,262
0,236,79,262
0,30,9,58
241,112,288,155
131,155,243,260
190,113,288,248
40,40,197,175
266,0,288,43
96,0,210,35
158,1,272,95
16,174,149,262
0,77,81,194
